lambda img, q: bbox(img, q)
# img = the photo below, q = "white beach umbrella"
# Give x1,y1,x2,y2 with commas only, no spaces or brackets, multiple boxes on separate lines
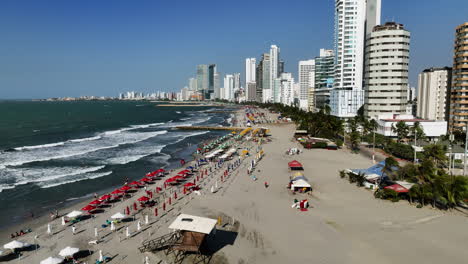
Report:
126,227,130,237
145,255,149,264
59,246,79,257
61,217,66,226
210,186,215,193
110,221,115,231
66,211,82,218
145,215,149,225
47,224,52,235
40,256,64,264
215,181,218,189
137,221,141,231
94,227,98,237
111,212,126,219
99,250,103,262
3,240,27,250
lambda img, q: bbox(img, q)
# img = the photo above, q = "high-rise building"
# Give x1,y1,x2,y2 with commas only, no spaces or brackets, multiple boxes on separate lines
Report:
298,59,315,110
214,72,221,99
233,73,241,90
196,64,216,99
308,71,316,111
331,0,381,117
279,60,285,75
245,58,256,84
364,22,410,119
189,77,197,91
268,45,280,103
260,53,271,103
247,82,257,101
223,74,235,101
278,73,295,106
314,49,335,111
417,67,452,121
449,22,468,131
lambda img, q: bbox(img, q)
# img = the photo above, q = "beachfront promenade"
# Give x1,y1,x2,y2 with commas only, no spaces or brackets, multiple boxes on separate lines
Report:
2,108,468,264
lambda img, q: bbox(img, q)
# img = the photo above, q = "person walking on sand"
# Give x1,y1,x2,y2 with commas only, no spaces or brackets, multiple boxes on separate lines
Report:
264,182,268,188
72,225,76,235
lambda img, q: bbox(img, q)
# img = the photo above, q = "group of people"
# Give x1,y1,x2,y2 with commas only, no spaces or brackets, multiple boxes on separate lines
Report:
10,229,31,238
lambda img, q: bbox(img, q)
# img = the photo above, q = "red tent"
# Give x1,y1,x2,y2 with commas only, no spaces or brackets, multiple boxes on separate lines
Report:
111,189,123,195
173,176,184,180
140,177,152,182
99,194,112,201
288,160,303,170
81,205,96,211
184,182,195,188
137,196,150,202
120,185,131,191
89,199,102,205
165,178,176,183
384,184,409,193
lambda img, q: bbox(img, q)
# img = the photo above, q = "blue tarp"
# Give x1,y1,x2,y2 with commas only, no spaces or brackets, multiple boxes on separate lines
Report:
351,161,398,179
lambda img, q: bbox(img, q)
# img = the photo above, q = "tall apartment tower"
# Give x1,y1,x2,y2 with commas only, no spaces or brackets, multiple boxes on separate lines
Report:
196,64,216,99
268,45,280,103
449,22,468,131
223,74,234,101
417,67,452,121
363,22,410,119
214,72,221,99
261,53,271,103
314,49,335,111
298,59,316,110
331,0,381,118
245,58,256,84
188,77,197,91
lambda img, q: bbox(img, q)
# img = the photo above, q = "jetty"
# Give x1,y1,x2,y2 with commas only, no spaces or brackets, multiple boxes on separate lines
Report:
175,126,245,131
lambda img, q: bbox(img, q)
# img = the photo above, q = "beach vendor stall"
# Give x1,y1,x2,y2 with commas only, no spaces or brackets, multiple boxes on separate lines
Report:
288,160,304,171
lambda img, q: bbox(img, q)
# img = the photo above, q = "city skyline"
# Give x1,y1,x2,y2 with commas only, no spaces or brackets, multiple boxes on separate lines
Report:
0,0,467,99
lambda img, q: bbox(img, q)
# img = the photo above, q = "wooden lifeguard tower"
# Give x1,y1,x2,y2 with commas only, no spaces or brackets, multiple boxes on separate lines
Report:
139,214,217,264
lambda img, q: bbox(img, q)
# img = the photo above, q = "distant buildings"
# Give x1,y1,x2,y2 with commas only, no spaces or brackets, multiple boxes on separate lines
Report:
417,67,452,121
196,64,217,99
277,73,295,106
245,58,257,101
223,74,235,101
268,45,280,103
260,53,271,103
298,59,315,110
314,49,334,111
449,22,468,131
330,0,381,118
364,22,410,119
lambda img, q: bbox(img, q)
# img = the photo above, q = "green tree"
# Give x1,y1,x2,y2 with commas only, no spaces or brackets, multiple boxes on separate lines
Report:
410,121,426,141
392,121,409,142
422,144,447,168
382,157,399,181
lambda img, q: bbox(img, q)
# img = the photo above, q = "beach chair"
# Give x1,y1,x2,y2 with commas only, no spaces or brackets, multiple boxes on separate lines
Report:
88,240,100,245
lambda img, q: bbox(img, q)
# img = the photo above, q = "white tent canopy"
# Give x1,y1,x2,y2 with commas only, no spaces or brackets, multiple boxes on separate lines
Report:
291,179,311,190
59,246,79,257
40,256,64,264
111,212,126,219
66,210,82,218
169,214,217,234
3,240,28,249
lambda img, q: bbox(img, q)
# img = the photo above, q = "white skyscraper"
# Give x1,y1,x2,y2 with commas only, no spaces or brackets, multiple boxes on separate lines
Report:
278,73,295,106
331,0,381,117
417,67,452,121
298,59,315,110
223,74,234,101
189,77,197,91
245,58,256,84
268,45,280,103
364,22,410,119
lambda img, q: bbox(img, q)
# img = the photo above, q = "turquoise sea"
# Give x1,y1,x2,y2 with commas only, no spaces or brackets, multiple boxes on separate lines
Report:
0,100,233,228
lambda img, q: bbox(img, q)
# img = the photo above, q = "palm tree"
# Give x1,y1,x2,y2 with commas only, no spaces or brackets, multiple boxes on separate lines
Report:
382,157,399,182
392,121,409,142
422,144,447,168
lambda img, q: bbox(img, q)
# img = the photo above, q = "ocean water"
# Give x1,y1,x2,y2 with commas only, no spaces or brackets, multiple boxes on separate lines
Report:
0,100,232,228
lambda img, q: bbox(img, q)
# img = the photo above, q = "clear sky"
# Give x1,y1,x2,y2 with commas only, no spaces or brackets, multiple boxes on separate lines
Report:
0,0,467,99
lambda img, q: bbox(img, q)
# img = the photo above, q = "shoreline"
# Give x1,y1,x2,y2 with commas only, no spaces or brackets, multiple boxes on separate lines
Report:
0,111,238,244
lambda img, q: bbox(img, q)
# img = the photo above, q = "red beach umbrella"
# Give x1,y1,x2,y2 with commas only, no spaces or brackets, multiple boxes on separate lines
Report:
81,205,96,211
120,185,131,191
99,194,112,201
89,199,102,205
140,177,152,182
129,181,141,186
165,178,176,183
138,196,150,202
172,176,184,181
111,189,123,195
184,182,195,188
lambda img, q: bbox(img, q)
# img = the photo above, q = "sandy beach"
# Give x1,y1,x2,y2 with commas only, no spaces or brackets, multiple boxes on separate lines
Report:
1,108,468,264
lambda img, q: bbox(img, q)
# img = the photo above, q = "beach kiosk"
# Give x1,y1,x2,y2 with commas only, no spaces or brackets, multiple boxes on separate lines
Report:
288,160,304,171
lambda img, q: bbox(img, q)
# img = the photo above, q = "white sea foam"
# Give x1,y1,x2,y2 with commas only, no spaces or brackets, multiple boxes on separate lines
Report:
40,171,113,189
14,142,65,151
68,136,101,143
0,130,168,167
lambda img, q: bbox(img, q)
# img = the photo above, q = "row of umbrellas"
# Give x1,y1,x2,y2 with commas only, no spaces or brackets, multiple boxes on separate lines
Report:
40,248,107,264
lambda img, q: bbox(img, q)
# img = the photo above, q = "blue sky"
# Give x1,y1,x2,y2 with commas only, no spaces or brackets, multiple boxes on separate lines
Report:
0,0,467,99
